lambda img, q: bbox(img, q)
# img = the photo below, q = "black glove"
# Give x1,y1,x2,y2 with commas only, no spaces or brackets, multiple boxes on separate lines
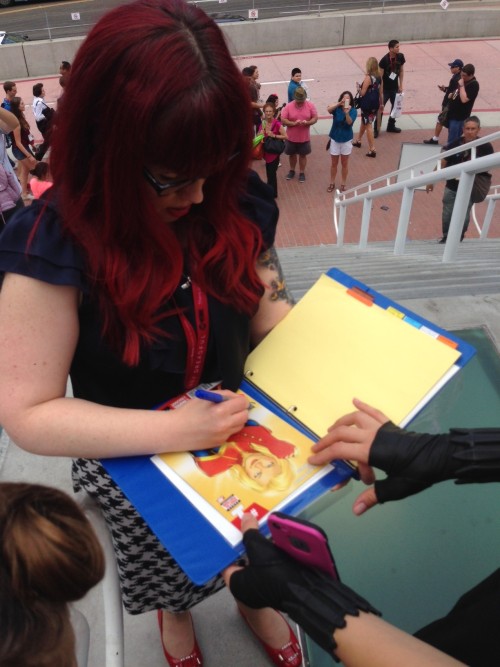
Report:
370,423,500,504
230,527,380,659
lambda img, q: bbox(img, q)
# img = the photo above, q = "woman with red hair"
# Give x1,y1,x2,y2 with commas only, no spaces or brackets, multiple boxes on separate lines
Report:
0,1,300,666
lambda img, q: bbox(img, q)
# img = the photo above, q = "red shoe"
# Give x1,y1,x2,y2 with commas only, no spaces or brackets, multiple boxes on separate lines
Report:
157,610,203,667
240,609,303,667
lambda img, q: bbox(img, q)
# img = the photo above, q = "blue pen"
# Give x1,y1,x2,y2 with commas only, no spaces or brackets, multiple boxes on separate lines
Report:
194,388,226,403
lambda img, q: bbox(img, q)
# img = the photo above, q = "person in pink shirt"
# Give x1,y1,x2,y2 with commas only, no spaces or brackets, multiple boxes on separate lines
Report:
280,87,318,183
259,103,286,198
29,161,52,198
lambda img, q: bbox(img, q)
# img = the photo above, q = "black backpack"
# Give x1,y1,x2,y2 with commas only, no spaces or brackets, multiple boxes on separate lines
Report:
360,76,380,112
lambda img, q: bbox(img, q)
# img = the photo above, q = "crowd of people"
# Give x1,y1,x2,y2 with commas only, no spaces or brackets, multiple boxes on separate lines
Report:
0,61,67,220
245,41,487,243
0,5,496,667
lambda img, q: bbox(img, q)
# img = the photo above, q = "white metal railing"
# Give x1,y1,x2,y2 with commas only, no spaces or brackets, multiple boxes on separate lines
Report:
334,131,500,263
475,184,500,239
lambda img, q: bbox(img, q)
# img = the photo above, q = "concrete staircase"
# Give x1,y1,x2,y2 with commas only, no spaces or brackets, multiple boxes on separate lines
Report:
278,239,500,301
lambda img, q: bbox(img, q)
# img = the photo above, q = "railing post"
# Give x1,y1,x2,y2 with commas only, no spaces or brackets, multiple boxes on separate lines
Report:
394,186,415,255
337,203,346,247
358,198,372,249
442,172,474,263
479,198,496,240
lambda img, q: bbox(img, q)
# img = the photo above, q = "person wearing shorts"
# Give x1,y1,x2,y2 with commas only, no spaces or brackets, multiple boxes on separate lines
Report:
326,90,357,193
281,86,317,183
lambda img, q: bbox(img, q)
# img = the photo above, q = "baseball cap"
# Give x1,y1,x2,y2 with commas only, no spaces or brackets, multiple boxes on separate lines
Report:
448,59,464,68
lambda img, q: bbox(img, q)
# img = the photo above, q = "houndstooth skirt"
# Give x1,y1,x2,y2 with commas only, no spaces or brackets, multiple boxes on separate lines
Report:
72,458,225,615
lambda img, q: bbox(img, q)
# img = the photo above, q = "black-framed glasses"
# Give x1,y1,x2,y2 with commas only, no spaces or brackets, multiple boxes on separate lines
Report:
143,168,198,197
143,152,240,198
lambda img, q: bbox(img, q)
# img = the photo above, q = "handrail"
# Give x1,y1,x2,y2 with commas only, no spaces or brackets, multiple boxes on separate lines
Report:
334,131,500,263
476,185,500,240
337,130,500,201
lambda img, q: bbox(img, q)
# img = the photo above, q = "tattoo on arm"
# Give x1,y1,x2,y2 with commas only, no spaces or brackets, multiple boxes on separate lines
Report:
257,246,296,305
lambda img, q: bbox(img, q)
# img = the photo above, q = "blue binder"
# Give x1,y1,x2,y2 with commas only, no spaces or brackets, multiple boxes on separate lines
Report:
102,268,475,584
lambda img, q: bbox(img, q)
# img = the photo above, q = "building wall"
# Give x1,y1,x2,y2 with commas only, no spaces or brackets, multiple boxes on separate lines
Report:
0,6,499,79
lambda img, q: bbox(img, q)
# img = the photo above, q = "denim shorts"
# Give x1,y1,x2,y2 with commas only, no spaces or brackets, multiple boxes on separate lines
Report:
12,145,33,161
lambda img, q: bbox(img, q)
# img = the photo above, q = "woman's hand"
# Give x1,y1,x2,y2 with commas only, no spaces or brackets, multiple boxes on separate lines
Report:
27,155,37,168
174,389,250,451
224,513,380,658
308,399,390,515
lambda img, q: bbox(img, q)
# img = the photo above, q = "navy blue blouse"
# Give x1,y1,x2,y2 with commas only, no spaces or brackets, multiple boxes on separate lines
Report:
0,171,278,409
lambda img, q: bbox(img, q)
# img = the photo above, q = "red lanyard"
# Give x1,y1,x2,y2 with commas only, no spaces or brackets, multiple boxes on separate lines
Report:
176,282,210,390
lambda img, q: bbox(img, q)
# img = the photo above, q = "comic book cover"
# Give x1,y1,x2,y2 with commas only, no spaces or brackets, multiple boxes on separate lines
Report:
151,384,336,546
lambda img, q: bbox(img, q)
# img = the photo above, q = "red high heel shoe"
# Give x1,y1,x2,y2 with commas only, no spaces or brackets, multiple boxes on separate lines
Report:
157,610,203,667
240,609,303,667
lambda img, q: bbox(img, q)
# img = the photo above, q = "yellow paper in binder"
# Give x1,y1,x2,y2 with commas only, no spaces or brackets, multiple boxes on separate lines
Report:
244,273,461,438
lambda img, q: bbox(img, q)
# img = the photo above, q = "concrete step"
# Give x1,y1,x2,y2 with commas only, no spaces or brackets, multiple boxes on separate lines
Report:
278,239,500,301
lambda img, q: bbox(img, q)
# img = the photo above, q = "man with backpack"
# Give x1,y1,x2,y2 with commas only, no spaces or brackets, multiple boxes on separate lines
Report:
32,82,55,160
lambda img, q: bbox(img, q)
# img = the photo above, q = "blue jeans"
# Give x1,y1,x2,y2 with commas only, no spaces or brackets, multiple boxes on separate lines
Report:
442,186,473,237
447,119,464,145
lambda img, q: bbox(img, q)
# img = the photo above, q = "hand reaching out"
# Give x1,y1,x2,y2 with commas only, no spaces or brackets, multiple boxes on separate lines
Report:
308,399,390,515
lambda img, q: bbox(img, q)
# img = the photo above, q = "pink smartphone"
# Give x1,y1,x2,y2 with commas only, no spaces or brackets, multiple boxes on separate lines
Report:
268,512,339,579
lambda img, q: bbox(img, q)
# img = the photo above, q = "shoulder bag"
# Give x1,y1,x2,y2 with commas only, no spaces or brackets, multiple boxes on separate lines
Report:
437,105,449,127
470,172,492,204
263,120,286,155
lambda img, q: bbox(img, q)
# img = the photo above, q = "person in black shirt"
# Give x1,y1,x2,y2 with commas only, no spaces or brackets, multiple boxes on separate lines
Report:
377,39,405,134
424,58,463,145
446,63,480,144
227,398,500,667
425,116,493,243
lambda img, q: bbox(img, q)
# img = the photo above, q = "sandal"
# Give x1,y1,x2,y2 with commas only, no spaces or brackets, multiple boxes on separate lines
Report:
366,150,376,158
340,184,346,192
352,140,361,148
327,183,335,193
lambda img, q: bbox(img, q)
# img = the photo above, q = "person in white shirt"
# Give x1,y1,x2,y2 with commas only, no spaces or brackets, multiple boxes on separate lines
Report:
32,82,54,160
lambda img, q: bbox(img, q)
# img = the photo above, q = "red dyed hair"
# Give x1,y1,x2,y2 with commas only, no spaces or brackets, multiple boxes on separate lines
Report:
49,0,262,365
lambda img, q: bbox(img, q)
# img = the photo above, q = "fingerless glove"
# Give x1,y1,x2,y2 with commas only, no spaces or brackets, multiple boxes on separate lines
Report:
370,423,500,503
230,528,380,659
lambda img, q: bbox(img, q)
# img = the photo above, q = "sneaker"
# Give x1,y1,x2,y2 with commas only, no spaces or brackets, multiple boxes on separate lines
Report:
386,125,401,133
424,138,439,144
438,236,447,244
298,173,305,183
286,170,295,180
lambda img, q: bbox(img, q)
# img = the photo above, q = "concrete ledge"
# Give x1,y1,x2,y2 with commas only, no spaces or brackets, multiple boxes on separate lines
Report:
342,7,500,45
22,36,85,78
0,43,28,80
1,4,500,79
220,6,500,56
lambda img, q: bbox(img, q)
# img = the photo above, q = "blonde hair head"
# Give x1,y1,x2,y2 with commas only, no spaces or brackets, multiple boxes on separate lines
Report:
366,57,379,77
230,443,296,494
